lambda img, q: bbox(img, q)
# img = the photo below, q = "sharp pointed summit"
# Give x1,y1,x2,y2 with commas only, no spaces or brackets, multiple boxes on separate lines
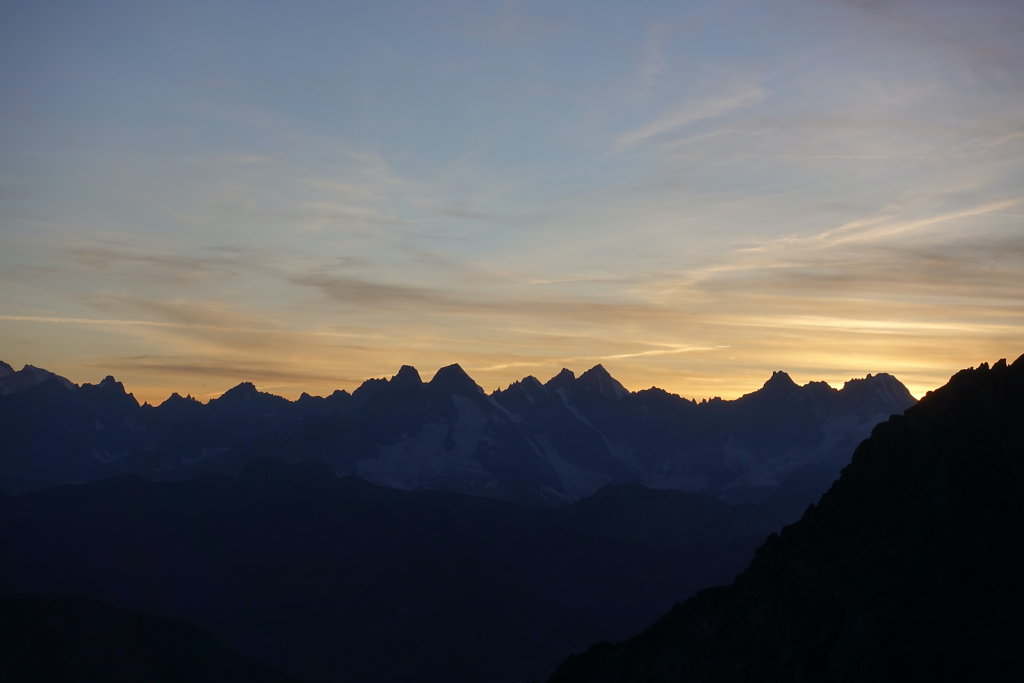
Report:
737,370,799,402
429,363,483,395
577,364,629,399
220,381,259,400
520,375,543,391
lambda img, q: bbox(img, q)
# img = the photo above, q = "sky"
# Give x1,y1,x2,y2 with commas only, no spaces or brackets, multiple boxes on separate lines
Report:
1,0,1022,404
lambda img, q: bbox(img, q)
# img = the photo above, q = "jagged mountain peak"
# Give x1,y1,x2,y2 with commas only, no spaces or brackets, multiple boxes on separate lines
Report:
216,381,261,401
78,374,139,410
429,363,483,395
841,371,899,388
500,374,545,393
0,361,13,378
494,375,547,405
545,368,576,390
841,372,916,407
738,370,799,401
352,377,388,398
0,364,76,395
763,370,798,389
390,364,423,388
214,382,280,403
577,364,629,399
547,355,1024,682
520,375,543,391
82,375,131,397
160,392,200,407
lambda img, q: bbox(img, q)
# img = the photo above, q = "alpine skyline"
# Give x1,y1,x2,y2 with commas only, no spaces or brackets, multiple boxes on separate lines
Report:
2,0,1021,405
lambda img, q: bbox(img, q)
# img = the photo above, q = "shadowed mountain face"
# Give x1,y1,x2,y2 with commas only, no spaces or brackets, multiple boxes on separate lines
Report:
547,355,1024,683
0,596,302,683
0,462,775,683
0,363,76,395
0,362,915,517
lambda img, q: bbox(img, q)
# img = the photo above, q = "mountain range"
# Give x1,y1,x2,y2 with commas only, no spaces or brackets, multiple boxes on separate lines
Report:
0,361,915,520
548,355,1024,682
3,356,1018,681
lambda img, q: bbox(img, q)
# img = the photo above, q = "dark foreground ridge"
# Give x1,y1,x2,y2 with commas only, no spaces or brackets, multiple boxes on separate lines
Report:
0,462,772,683
0,595,302,683
548,355,1024,682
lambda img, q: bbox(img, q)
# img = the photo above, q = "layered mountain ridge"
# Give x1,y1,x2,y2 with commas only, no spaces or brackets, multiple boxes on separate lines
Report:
548,354,1024,682
0,361,914,514
0,458,777,683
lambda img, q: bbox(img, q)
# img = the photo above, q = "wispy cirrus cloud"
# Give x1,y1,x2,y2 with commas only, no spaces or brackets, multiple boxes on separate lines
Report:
615,80,766,152
65,241,255,284
735,198,1023,252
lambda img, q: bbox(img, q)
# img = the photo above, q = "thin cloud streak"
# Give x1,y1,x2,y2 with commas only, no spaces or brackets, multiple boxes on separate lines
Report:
472,345,729,373
0,314,383,342
615,81,766,152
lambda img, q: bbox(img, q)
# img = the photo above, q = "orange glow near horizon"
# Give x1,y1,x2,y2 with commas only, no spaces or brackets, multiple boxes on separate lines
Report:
1,2,1021,409
3,311,1016,405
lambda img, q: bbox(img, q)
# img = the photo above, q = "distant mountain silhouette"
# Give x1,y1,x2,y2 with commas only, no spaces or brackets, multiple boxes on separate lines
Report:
0,363,76,396
0,461,774,683
0,595,302,683
548,355,1024,682
0,361,915,518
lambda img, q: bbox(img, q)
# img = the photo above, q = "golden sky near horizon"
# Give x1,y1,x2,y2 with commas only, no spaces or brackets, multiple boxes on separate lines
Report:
1,0,1022,404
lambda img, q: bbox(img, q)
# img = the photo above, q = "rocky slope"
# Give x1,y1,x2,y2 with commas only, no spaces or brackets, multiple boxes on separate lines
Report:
548,355,1024,682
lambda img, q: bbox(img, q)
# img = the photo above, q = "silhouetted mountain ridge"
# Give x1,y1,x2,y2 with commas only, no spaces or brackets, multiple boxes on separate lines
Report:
548,354,1024,682
0,361,915,517
0,363,76,395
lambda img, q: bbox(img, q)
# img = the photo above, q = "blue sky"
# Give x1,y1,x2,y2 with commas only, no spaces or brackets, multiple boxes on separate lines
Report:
2,0,1022,402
